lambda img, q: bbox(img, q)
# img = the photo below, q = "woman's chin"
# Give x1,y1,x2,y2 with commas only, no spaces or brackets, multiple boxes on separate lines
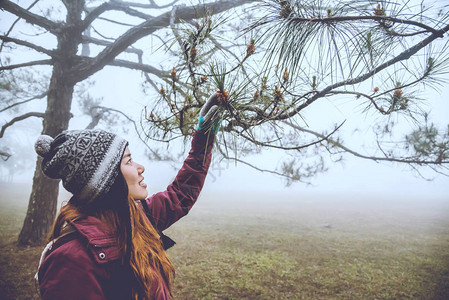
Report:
129,187,148,200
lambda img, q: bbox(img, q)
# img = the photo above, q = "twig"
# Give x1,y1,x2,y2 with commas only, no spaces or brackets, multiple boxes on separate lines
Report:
0,91,48,113
0,35,55,57
90,106,163,160
0,150,12,161
0,0,40,54
283,120,449,165
0,112,45,138
0,60,52,71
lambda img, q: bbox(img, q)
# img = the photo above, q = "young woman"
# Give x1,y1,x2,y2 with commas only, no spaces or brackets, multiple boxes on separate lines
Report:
35,96,219,299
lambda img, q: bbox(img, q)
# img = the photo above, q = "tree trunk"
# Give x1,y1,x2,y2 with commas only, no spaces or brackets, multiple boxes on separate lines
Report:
18,71,75,245
18,76,74,245
18,0,84,245
18,158,60,245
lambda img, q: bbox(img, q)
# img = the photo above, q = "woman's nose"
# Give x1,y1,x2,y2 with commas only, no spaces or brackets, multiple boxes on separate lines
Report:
137,163,145,174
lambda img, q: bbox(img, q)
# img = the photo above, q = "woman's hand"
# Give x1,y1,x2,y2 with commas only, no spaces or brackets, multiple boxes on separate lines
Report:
197,94,221,133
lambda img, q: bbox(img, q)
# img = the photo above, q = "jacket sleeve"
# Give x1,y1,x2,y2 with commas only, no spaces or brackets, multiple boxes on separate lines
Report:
38,240,107,300
143,130,215,231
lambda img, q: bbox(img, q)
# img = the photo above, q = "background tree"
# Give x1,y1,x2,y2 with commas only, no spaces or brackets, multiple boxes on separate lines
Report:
1,0,448,246
0,0,253,245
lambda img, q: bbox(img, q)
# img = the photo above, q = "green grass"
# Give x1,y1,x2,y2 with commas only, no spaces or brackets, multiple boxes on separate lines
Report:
1,184,448,299
166,193,449,299
0,183,41,300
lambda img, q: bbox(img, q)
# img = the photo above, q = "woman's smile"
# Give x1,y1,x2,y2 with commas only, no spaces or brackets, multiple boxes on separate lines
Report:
120,146,148,200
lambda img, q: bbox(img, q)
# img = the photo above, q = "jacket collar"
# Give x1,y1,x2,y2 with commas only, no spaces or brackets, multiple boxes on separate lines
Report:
71,216,121,264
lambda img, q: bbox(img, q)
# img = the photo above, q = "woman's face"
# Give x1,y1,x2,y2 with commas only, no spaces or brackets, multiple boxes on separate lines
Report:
120,146,148,200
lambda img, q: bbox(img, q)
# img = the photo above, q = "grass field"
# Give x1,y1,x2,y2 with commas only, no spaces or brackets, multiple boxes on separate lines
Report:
1,182,448,299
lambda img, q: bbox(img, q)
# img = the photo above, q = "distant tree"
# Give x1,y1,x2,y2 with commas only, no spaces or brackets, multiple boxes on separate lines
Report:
0,150,11,161
0,0,253,245
1,0,448,245
0,130,38,182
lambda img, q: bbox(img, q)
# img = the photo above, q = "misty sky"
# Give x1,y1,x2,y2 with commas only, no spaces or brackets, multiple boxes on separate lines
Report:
1,0,448,200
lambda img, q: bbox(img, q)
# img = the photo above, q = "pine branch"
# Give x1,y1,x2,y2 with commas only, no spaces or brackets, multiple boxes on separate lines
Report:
0,112,45,138
289,15,442,36
280,23,449,119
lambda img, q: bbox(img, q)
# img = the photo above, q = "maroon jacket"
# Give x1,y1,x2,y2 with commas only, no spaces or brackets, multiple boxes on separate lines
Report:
37,131,215,300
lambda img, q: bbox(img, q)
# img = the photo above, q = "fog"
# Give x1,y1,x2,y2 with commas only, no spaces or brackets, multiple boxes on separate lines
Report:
1,0,448,206
2,70,448,206
2,2,449,299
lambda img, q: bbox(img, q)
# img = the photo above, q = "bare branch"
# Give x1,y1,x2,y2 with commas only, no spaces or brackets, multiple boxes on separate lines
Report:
110,0,180,10
70,0,256,83
0,112,45,138
81,35,143,56
83,2,110,30
0,0,40,53
90,106,163,160
283,120,449,165
95,16,135,27
0,150,12,161
0,35,56,57
108,59,165,77
106,58,193,95
0,91,48,113
90,25,118,41
134,43,166,92
327,90,388,114
85,112,101,130
216,144,300,181
0,59,52,71
0,0,59,34
236,122,345,151
83,2,154,32
0,151,11,161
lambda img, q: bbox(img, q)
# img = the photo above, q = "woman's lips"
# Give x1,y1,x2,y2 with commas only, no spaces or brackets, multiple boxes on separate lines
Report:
139,178,147,188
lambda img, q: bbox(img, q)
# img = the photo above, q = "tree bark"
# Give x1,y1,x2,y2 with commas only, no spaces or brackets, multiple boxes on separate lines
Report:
18,0,83,245
18,157,60,245
18,66,75,245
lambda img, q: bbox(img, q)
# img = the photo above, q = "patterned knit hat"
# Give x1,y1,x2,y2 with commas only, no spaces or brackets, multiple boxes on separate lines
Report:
35,129,128,205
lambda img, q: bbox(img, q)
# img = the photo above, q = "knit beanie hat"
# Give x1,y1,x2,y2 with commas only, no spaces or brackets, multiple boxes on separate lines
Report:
35,129,128,205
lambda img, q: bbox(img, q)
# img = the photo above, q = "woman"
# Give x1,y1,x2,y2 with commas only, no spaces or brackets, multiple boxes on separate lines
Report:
35,96,219,299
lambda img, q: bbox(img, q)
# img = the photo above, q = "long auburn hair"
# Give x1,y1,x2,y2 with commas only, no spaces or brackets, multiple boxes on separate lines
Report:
49,173,175,299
